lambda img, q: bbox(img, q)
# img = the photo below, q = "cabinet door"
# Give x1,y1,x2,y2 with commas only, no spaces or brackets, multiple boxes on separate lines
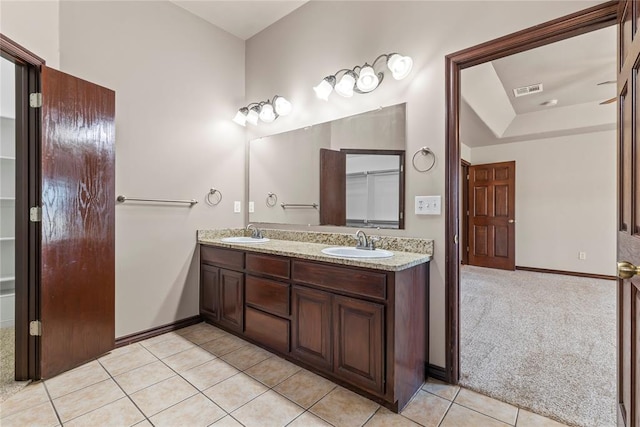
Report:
333,295,384,395
291,286,332,371
218,269,244,332
200,264,220,321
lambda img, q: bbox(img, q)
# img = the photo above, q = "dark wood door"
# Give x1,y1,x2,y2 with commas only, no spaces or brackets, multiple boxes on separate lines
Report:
617,2,640,425
200,264,220,321
40,66,115,378
319,148,346,226
218,269,244,333
333,295,384,395
291,285,332,371
468,161,516,271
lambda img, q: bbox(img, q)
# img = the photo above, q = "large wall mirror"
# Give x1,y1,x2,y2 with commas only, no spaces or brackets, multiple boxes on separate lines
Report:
249,103,406,229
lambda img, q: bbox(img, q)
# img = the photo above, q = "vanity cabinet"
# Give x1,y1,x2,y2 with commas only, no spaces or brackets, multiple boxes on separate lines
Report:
199,243,429,412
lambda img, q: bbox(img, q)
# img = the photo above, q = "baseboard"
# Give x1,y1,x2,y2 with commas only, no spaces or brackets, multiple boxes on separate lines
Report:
115,315,202,348
515,266,616,281
427,364,447,382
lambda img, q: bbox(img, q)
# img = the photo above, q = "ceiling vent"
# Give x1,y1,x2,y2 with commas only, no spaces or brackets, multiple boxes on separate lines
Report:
513,83,543,97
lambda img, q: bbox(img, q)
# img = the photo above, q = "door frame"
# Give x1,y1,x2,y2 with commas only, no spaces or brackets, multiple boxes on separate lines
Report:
443,2,618,384
0,34,44,380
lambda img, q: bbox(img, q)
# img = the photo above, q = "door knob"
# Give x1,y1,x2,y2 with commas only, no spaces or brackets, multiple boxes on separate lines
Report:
617,261,640,279
508,219,515,223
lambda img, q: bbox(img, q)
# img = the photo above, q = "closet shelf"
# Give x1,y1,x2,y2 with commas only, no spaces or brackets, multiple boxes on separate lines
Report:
0,237,15,241
0,276,15,283
0,156,15,161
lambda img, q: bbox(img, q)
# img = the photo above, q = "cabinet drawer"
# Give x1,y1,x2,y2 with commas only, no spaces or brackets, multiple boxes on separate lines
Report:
246,276,290,317
201,246,244,270
246,253,290,279
245,307,290,354
292,261,387,301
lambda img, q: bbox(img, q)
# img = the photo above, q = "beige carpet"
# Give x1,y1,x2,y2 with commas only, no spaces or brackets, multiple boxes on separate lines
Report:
0,327,29,403
460,265,616,427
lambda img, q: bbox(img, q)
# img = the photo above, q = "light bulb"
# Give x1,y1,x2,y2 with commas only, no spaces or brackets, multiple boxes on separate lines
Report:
232,108,248,126
274,96,292,116
313,76,336,101
246,106,260,125
259,103,276,123
387,54,413,80
356,65,379,92
334,72,356,98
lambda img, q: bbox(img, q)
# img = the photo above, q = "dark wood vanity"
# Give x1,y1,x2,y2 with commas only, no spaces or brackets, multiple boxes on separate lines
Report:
199,243,429,412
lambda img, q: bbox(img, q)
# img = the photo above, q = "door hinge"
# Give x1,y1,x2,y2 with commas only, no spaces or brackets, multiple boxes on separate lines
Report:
400,165,404,173
29,93,42,108
400,212,403,219
467,246,470,252
30,206,42,222
29,320,42,336
466,174,469,179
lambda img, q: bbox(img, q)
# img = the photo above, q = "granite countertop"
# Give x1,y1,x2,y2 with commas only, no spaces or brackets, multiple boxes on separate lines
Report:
198,237,431,272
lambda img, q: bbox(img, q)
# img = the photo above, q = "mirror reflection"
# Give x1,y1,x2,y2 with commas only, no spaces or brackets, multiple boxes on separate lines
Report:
248,103,406,229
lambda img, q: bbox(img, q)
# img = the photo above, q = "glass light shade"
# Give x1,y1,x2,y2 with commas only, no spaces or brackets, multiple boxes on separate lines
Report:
313,76,335,100
334,72,356,98
387,54,413,80
259,103,276,123
232,108,248,126
356,65,379,92
274,96,292,116
246,106,260,125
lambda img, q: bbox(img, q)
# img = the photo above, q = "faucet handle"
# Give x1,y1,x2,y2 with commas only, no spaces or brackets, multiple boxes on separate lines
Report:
369,236,380,249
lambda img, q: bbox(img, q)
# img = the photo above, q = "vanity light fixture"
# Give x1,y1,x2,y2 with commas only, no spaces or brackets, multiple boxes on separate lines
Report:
233,95,292,126
313,52,413,101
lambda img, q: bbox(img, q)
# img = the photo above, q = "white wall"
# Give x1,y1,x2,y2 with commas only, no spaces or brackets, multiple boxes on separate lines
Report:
245,0,601,366
470,131,616,276
58,1,245,337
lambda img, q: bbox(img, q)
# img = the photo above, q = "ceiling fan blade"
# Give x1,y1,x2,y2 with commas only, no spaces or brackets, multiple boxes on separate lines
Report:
599,97,616,105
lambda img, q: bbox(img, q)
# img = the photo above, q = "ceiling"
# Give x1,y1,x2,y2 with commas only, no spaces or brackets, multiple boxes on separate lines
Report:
170,1,308,40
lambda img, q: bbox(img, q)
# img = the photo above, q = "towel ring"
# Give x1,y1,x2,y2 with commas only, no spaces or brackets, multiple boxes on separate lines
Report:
266,192,278,207
206,188,222,206
412,147,436,172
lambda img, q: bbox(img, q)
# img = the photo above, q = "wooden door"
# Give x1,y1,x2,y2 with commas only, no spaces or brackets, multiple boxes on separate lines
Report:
200,264,219,321
319,148,346,226
468,161,516,271
218,269,243,333
617,2,640,425
40,66,115,378
291,285,332,370
333,295,384,395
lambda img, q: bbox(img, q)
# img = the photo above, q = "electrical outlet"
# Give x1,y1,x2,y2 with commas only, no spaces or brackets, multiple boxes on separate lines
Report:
234,201,241,213
415,195,441,215
579,251,587,260
249,201,255,213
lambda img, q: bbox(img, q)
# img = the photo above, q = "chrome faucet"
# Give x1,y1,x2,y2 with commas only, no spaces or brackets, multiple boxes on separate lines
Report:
246,224,263,239
354,229,380,250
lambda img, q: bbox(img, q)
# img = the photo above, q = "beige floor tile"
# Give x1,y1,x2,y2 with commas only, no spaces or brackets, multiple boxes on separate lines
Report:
149,394,226,427
130,376,198,417
455,388,518,425
400,390,451,427
0,382,50,418
175,322,216,336
98,343,142,362
232,390,303,427
45,360,110,399
220,343,273,370
365,407,421,427
310,387,379,427
162,346,216,373
133,420,153,427
201,334,250,356
181,324,229,345
203,372,268,412
211,415,244,426
139,332,181,348
517,409,569,427
422,378,460,401
244,356,301,387
182,358,239,391
64,397,144,427
99,346,157,376
143,335,196,359
288,411,333,426
440,403,511,427
274,370,336,408
0,401,59,427
53,378,125,422
114,360,175,394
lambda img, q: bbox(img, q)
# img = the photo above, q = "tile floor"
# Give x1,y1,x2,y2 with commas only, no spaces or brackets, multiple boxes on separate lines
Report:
0,322,569,427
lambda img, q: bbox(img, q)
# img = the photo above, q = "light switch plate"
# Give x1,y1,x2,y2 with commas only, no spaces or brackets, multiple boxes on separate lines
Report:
249,201,255,213
415,195,441,215
234,201,241,213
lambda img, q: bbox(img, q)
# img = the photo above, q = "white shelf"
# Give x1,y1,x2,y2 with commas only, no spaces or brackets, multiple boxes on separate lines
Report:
0,277,15,283
0,197,15,202
0,156,15,161
0,237,15,242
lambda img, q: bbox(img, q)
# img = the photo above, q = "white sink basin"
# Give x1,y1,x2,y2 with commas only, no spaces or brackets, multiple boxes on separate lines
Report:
321,247,394,259
221,237,270,244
